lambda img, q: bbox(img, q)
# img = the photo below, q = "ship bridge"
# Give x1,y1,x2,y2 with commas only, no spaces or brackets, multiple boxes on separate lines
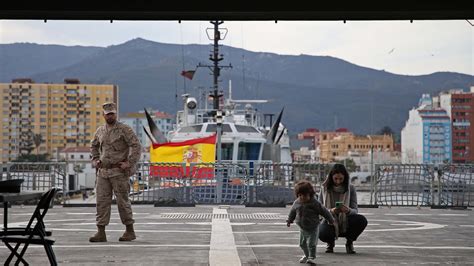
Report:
169,122,266,161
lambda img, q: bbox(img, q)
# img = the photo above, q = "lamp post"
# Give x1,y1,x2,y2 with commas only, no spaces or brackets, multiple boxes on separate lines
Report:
216,110,223,162
368,135,375,204
215,110,223,204
368,135,374,177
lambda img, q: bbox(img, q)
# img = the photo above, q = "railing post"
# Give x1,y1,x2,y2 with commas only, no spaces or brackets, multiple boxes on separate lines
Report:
370,164,376,205
248,161,255,204
372,164,378,206
0,164,4,181
184,162,190,204
433,165,436,207
469,165,473,207
437,165,442,207
6,163,12,181
215,162,223,204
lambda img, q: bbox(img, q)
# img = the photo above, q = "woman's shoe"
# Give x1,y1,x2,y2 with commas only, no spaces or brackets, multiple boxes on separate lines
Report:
345,240,356,254
325,241,335,253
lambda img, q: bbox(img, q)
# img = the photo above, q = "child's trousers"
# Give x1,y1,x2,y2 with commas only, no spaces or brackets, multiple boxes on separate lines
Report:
300,228,319,258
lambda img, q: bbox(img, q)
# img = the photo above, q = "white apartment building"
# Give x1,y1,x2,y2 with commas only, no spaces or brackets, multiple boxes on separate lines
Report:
401,94,451,164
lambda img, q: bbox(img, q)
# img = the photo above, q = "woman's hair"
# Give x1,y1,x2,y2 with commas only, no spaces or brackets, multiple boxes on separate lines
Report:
326,163,350,192
294,180,315,198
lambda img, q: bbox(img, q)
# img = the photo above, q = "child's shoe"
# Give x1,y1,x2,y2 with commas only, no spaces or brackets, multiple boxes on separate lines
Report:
299,256,308,263
306,257,316,264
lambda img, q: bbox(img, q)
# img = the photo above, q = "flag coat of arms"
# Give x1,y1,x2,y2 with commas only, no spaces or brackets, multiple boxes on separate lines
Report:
149,134,216,178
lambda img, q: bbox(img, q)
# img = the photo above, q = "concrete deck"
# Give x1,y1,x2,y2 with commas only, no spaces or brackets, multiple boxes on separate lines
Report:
1,205,473,265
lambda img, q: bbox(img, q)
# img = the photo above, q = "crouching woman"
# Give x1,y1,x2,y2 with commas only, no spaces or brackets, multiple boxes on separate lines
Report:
318,163,368,254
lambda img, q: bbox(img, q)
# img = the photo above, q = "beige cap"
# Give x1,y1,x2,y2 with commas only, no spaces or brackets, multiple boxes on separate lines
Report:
102,102,117,114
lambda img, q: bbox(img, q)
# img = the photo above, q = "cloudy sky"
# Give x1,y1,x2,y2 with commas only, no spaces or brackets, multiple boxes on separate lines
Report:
1,19,472,75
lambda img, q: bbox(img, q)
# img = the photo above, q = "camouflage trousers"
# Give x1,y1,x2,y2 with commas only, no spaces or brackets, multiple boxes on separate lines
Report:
95,170,134,226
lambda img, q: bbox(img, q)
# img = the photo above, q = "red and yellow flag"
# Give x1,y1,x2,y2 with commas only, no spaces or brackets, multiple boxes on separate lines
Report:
149,134,216,178
180,70,196,80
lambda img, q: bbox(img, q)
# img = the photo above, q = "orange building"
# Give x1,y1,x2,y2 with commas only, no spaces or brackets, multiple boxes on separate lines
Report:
319,133,394,163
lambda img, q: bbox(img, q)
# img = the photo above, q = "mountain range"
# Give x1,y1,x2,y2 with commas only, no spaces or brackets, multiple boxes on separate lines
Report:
1,39,472,136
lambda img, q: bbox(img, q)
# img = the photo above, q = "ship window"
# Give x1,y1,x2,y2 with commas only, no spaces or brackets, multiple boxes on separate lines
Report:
238,142,261,160
206,124,232,133
235,125,259,133
179,125,202,133
219,143,233,160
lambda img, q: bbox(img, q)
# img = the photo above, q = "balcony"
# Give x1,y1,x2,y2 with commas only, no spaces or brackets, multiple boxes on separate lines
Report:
453,122,470,126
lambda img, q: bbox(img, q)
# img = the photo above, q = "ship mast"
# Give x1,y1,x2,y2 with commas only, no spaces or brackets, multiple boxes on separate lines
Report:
198,20,232,114
211,21,222,111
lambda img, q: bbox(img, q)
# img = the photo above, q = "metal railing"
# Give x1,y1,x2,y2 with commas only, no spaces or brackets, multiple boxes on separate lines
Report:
1,162,67,203
2,161,472,207
374,163,473,207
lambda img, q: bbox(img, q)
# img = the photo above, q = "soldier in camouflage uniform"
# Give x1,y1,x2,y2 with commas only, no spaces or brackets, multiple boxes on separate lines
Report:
89,102,142,242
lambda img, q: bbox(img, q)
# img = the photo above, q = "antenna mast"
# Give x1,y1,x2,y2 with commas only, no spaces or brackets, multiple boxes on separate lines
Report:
197,20,232,113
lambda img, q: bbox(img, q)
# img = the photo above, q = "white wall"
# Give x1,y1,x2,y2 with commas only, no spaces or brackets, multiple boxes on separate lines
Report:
401,108,423,163
439,93,452,118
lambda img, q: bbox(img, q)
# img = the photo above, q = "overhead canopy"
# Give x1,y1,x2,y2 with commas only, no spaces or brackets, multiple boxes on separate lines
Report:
1,1,473,20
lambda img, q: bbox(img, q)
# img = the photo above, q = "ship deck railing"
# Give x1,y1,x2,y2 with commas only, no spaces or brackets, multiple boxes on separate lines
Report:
1,162,473,208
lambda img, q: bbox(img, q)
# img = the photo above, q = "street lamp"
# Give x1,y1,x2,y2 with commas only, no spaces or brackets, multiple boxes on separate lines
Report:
368,135,374,177
215,110,223,204
216,110,223,162
368,135,375,204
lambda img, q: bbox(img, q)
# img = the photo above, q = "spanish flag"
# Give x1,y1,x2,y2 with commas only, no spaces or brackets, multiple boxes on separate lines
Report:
150,134,216,178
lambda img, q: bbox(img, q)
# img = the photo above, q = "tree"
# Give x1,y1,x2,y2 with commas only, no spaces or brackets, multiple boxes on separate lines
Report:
18,129,35,155
33,133,44,161
377,126,394,136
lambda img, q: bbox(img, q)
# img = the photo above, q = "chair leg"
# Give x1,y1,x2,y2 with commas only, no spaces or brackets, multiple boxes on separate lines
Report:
14,257,29,266
5,242,17,265
44,244,58,266
14,243,30,266
17,241,31,264
4,242,29,265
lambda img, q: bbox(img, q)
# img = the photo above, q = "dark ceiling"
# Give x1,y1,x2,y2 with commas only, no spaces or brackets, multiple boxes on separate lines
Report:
1,1,473,21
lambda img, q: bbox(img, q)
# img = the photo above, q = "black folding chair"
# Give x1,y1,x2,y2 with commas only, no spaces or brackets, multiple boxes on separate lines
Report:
0,188,58,266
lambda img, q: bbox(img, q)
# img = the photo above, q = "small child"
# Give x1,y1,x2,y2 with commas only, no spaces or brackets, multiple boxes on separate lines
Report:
287,180,334,264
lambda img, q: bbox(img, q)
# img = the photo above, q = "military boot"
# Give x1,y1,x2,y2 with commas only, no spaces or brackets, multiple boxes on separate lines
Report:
119,224,136,241
89,225,107,242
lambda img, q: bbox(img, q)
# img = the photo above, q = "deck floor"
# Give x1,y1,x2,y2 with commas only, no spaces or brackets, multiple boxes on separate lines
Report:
1,205,473,265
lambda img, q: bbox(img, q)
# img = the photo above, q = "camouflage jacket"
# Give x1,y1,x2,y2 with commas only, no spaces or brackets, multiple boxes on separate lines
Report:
90,121,141,176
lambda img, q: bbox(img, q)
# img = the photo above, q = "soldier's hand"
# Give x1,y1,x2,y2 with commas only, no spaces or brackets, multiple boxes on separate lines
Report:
119,161,130,170
93,159,102,168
